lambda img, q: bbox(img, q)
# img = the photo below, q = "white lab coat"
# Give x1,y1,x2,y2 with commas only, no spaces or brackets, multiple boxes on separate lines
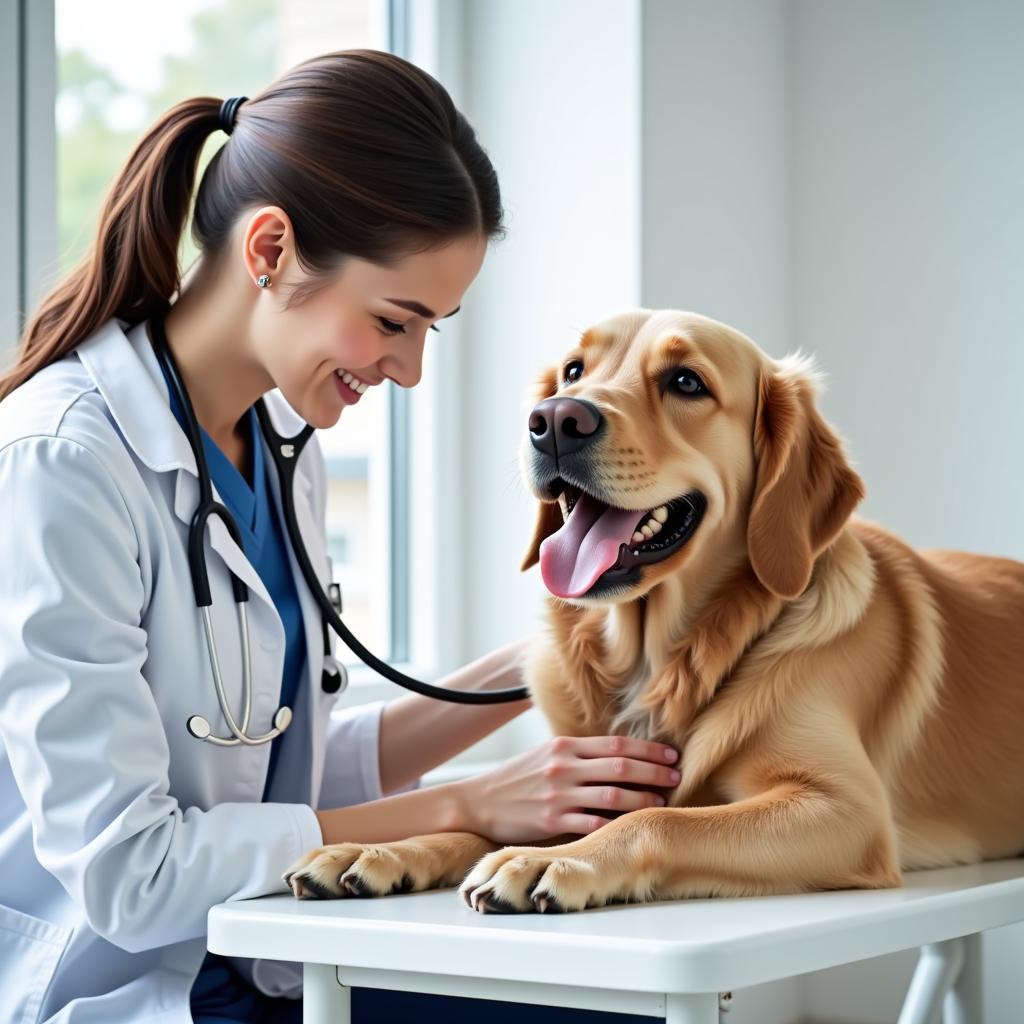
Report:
0,317,401,1022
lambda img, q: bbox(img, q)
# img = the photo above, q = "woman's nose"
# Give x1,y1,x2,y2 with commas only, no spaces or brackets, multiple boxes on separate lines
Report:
380,337,425,389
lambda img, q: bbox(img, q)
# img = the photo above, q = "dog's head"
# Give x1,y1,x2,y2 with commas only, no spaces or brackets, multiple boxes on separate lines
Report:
519,310,865,604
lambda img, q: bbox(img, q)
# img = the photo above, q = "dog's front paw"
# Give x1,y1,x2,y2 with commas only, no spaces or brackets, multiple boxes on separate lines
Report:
459,845,623,914
284,842,419,900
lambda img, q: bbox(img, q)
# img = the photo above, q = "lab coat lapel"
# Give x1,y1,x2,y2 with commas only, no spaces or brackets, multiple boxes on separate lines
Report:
77,317,276,614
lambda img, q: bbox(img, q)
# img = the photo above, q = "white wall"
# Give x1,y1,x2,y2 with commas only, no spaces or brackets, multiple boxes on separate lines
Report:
792,0,1024,562
641,0,793,355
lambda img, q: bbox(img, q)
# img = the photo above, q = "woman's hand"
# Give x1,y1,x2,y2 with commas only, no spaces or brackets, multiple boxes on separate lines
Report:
455,735,681,845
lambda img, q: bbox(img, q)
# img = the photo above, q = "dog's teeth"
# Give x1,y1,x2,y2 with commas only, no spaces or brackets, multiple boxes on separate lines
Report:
631,531,644,545
648,519,662,534
653,506,668,523
640,525,653,540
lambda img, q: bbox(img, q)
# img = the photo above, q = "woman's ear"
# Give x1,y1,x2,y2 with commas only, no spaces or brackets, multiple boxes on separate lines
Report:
747,357,865,599
520,364,562,572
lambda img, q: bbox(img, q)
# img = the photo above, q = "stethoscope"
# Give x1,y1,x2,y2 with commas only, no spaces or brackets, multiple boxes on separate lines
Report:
148,310,528,747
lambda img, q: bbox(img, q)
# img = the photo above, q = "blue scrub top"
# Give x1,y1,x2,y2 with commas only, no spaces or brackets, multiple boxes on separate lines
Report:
156,358,306,794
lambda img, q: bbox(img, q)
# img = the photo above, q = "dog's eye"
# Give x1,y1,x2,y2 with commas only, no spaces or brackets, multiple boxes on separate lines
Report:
669,369,709,398
563,360,584,385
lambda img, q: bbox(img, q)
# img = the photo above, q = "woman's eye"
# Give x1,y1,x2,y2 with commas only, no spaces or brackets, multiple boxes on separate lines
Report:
670,369,709,397
377,317,407,335
563,360,584,384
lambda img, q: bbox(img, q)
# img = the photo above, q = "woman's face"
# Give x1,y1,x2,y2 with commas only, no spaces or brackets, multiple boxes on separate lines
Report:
247,212,487,428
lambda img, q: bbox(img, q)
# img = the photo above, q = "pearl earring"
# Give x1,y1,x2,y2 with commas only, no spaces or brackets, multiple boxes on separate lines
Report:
256,274,272,288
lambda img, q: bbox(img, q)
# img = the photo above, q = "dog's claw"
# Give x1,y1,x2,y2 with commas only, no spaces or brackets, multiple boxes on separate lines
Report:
531,889,565,913
341,873,375,897
289,872,335,900
471,886,519,914
392,872,415,894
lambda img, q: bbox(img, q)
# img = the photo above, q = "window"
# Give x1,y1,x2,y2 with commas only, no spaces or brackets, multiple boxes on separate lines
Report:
53,0,410,666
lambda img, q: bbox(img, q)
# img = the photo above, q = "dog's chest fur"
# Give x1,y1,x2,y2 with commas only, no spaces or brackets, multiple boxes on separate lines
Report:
608,659,657,740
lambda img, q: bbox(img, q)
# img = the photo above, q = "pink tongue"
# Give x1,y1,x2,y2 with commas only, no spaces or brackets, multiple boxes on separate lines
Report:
539,493,642,598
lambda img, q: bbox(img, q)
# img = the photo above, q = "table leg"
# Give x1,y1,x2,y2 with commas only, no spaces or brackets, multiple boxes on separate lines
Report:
899,939,964,1024
665,992,720,1023
944,932,983,1024
303,962,350,1024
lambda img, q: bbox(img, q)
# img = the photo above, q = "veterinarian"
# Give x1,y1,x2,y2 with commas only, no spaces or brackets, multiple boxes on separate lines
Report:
0,50,681,1023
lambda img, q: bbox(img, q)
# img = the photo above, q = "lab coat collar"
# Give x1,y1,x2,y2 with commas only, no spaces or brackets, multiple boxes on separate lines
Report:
76,316,198,475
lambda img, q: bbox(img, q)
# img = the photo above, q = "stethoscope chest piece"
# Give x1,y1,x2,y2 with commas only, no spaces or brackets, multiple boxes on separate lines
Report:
321,656,347,695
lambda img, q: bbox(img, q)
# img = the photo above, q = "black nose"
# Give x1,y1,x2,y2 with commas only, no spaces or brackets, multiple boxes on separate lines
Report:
529,398,604,460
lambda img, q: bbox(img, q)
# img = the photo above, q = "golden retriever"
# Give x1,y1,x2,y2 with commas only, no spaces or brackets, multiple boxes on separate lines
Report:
286,309,1024,914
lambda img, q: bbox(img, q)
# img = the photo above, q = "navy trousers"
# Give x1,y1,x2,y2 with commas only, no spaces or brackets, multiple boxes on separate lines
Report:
191,952,650,1023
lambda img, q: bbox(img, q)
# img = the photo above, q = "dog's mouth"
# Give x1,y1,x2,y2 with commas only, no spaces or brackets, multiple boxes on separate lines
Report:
539,479,706,599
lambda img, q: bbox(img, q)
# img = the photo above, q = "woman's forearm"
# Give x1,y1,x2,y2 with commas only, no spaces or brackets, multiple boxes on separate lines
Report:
314,780,474,844
377,638,533,794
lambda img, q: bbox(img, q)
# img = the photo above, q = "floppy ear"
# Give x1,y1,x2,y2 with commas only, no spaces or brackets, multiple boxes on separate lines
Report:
520,364,562,572
747,357,865,599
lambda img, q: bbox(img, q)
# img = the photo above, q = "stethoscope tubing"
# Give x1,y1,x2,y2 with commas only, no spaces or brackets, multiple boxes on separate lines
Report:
151,309,530,715
253,401,531,705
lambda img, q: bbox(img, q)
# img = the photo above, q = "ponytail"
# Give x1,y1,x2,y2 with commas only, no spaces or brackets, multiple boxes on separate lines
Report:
0,97,220,401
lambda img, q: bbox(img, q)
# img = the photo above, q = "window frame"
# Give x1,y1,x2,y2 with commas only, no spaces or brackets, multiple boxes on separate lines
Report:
3,0,57,355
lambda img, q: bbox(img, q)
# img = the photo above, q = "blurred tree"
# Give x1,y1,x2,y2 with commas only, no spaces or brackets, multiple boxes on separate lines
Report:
57,0,278,278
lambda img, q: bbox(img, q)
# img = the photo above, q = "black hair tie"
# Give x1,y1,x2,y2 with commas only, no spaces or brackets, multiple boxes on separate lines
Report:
218,96,248,136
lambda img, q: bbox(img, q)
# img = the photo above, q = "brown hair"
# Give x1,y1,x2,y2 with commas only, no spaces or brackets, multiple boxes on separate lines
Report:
1,48,504,401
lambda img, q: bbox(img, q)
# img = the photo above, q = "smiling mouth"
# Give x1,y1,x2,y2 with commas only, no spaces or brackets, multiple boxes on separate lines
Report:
539,479,706,599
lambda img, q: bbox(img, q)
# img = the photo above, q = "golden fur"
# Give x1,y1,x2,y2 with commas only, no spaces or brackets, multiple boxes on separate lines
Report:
287,309,1024,913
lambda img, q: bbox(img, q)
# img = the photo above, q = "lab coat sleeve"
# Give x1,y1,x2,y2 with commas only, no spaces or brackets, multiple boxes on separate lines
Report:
0,436,322,955
318,701,423,806
319,701,387,806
